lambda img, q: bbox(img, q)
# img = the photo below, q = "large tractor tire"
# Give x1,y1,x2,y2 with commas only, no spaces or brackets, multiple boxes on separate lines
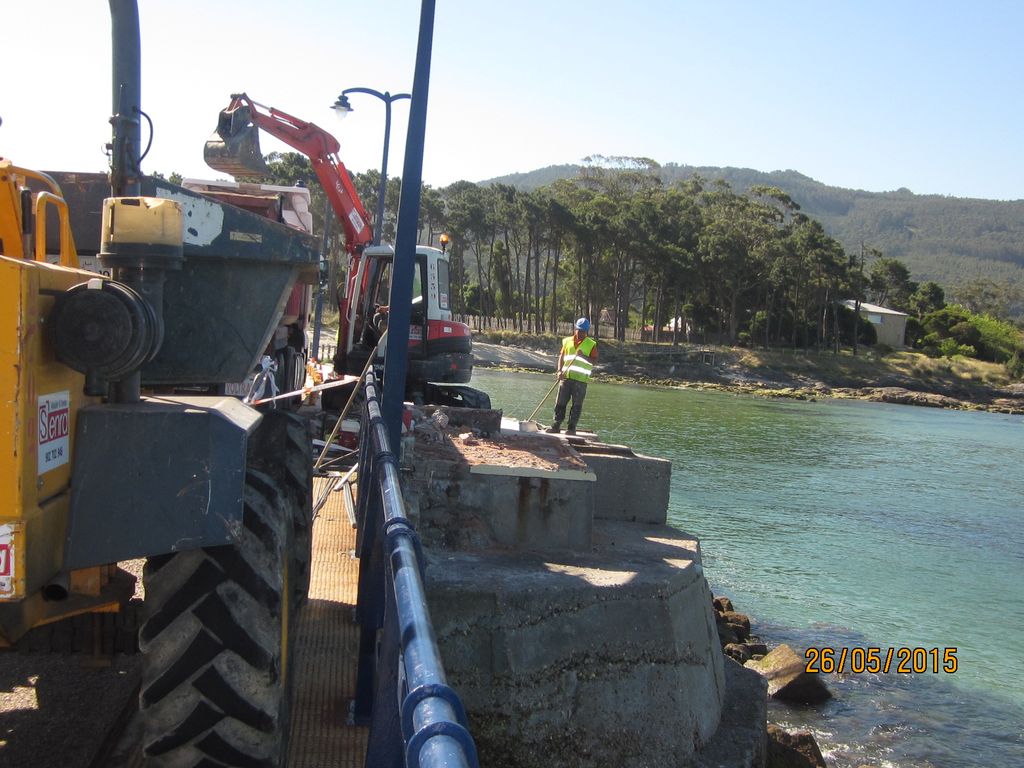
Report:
249,409,313,608
139,468,297,767
274,344,305,411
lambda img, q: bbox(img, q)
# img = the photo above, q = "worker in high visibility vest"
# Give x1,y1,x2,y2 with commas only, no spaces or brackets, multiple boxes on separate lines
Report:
547,317,598,435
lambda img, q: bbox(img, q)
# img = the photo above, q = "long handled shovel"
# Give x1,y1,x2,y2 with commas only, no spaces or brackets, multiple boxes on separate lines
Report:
527,377,560,423
526,351,578,424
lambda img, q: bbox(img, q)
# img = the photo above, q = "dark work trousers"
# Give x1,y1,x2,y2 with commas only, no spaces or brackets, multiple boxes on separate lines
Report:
552,378,588,430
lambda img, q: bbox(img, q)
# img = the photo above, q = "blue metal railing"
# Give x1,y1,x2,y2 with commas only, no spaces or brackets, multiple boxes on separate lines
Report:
353,371,478,768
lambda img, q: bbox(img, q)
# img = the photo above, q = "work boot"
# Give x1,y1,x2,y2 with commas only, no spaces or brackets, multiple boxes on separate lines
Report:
545,423,561,434
565,428,577,436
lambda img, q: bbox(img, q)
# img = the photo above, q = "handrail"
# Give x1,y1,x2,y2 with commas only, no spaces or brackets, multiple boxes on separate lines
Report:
34,191,79,267
354,370,478,768
1,164,79,267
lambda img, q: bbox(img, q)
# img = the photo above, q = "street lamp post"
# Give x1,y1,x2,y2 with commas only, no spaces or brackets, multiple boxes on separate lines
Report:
331,87,411,246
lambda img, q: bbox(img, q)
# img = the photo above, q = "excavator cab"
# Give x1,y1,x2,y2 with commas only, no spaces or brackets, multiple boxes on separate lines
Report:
204,103,270,178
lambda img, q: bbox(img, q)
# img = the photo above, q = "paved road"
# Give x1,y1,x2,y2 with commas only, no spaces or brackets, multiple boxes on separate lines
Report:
473,341,555,371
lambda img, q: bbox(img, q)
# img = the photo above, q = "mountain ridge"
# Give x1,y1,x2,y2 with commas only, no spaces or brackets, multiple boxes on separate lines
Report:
480,163,1024,293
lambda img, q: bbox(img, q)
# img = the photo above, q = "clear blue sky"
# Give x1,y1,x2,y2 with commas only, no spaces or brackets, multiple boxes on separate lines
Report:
4,1,1022,200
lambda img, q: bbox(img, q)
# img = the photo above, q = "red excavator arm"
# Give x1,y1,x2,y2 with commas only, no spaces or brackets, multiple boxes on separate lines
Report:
205,93,374,255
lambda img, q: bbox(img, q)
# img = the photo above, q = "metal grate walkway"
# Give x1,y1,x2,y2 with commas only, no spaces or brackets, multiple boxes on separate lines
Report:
287,477,367,767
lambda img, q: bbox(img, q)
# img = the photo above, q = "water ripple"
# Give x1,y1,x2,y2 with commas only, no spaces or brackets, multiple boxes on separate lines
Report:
474,371,1024,767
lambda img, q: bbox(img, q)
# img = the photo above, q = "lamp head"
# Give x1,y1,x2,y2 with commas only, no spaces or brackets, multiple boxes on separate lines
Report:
331,94,353,120
439,232,450,254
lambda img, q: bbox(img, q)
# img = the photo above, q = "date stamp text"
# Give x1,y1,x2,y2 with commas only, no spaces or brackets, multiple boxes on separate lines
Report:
804,646,958,674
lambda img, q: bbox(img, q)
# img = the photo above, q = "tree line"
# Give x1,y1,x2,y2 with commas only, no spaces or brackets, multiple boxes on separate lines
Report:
489,161,1024,314
228,153,1024,374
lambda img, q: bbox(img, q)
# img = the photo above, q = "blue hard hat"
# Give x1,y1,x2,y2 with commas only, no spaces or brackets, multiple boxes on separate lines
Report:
575,317,591,332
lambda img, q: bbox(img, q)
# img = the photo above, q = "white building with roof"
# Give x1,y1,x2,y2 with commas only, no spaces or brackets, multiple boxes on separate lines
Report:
841,300,909,348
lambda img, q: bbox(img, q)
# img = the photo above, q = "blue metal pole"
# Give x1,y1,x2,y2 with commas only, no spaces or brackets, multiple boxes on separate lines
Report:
381,0,435,451
375,97,392,246
340,87,410,246
360,371,476,768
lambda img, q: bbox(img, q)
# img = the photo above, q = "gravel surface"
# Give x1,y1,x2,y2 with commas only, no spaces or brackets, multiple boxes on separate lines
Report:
415,426,590,472
0,562,144,767
0,652,139,767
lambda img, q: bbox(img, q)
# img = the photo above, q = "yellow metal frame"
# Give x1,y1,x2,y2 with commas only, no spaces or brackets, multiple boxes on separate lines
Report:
0,159,123,644
0,256,101,602
0,160,79,267
34,190,78,267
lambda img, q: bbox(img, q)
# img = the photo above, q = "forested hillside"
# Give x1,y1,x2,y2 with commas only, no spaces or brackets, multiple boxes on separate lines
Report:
255,151,1023,368
486,163,1024,291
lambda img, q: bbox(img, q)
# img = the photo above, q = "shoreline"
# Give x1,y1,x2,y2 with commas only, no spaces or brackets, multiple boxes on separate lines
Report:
710,594,840,768
471,341,1024,416
472,344,1022,766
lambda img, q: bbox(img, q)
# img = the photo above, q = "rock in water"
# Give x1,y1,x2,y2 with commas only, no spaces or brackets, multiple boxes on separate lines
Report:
720,610,751,641
766,724,827,768
744,643,832,704
724,643,753,664
713,595,734,613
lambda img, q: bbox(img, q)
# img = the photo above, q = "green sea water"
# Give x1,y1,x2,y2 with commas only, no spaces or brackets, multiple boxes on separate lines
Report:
472,369,1024,768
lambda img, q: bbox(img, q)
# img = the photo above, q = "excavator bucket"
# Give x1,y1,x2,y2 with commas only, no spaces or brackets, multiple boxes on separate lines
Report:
204,104,270,178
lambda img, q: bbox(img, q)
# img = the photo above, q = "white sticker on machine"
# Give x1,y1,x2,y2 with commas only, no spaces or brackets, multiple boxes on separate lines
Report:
0,524,15,597
38,390,71,474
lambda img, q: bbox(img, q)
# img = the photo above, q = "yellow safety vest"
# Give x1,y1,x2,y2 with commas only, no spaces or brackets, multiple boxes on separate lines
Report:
561,336,597,382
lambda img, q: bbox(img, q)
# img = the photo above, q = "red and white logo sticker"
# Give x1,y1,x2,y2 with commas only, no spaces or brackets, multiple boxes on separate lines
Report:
348,209,366,235
38,390,71,474
0,525,14,597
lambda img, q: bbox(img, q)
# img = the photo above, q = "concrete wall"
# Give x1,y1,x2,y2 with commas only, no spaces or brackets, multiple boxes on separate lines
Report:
407,458,595,551
579,450,671,525
426,520,726,768
402,424,762,766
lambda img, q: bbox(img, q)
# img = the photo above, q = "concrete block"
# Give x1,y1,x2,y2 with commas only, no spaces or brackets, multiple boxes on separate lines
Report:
422,405,503,436
694,659,767,768
426,520,725,767
579,451,671,525
411,460,594,551
745,643,832,704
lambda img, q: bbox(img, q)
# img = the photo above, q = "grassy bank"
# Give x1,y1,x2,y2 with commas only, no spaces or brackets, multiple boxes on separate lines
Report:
732,348,1013,390
473,330,1024,414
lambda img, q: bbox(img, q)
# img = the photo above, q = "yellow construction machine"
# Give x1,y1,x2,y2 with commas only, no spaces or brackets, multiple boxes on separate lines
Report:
0,3,316,765
0,161,115,624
